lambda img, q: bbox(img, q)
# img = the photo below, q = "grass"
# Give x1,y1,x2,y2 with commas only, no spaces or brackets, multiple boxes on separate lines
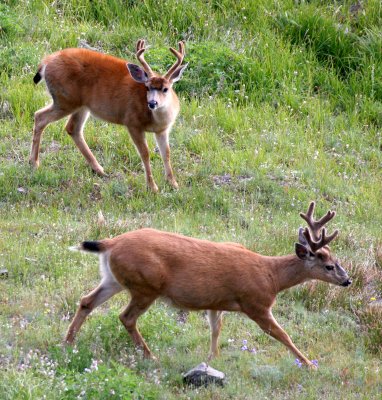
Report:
1,0,381,398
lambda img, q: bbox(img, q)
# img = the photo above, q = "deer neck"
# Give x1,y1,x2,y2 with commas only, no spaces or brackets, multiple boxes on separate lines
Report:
150,93,179,128
267,255,310,293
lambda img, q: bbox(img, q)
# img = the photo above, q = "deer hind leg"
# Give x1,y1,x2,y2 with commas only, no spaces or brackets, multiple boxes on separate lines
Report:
65,281,122,344
30,104,70,168
119,294,156,358
207,310,224,360
155,130,178,189
248,311,315,368
128,128,159,193
65,109,105,176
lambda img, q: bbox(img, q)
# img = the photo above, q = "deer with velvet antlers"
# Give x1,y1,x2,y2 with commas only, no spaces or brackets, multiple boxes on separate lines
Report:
66,202,351,368
30,40,187,192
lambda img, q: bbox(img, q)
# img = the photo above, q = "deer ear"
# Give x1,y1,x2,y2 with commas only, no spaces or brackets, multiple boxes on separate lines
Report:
127,63,148,83
169,63,188,83
298,227,309,246
295,243,314,260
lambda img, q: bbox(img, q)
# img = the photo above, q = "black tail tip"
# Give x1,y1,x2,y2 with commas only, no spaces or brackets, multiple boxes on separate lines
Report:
81,241,102,252
33,71,42,84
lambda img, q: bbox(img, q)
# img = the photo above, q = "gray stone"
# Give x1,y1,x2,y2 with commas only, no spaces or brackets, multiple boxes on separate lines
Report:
183,362,225,387
0,269,9,279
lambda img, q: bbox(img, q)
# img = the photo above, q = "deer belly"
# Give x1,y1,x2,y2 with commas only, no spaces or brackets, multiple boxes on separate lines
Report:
164,283,242,312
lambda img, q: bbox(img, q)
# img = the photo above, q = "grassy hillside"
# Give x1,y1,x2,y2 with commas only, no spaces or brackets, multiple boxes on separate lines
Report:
0,0,381,398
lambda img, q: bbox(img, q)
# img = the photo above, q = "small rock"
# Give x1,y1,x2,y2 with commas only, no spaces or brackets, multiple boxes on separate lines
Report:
0,269,9,279
213,174,232,186
176,310,189,325
0,101,12,119
78,39,98,51
46,140,61,153
183,362,225,387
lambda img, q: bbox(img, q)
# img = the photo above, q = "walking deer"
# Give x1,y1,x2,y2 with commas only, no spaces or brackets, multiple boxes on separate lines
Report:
67,202,351,368
30,40,188,192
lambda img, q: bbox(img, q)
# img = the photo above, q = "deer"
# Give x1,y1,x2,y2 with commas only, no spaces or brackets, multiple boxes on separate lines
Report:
66,202,351,368
30,40,188,192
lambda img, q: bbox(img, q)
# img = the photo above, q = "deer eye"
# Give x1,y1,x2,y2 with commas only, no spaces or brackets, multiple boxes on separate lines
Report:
163,88,168,93
325,265,334,271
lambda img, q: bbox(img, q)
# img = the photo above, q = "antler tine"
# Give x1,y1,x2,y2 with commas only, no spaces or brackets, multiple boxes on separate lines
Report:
316,210,336,227
302,228,316,251
300,201,336,241
303,226,339,253
164,41,185,80
135,39,154,78
136,39,143,53
323,228,339,246
300,202,318,241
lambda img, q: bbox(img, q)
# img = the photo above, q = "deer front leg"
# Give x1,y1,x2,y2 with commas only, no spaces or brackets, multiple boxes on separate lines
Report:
155,129,178,189
128,128,159,193
249,311,316,368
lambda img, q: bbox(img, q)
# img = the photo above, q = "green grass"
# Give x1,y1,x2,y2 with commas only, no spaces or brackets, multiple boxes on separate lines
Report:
1,0,381,399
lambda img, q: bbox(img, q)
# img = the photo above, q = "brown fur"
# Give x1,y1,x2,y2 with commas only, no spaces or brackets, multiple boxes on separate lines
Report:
30,42,186,192
66,217,350,368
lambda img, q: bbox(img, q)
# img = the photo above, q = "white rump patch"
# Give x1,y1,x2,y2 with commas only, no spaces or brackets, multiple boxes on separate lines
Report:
99,252,121,287
40,64,46,80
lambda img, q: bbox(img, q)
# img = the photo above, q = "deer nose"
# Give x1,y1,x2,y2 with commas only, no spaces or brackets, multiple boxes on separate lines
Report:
341,279,352,287
148,100,158,110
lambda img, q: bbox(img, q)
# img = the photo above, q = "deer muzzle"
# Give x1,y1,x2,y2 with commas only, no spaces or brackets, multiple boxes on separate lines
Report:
148,100,158,110
340,279,352,287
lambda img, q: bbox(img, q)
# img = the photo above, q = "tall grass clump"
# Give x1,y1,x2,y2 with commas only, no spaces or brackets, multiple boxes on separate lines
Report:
0,3,22,39
274,1,382,127
275,10,359,76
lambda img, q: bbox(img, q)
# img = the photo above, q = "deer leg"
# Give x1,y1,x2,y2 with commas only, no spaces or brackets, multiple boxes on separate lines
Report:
30,104,70,168
248,311,315,368
155,130,178,189
65,281,122,344
65,109,105,176
207,310,224,360
128,128,158,192
119,295,156,358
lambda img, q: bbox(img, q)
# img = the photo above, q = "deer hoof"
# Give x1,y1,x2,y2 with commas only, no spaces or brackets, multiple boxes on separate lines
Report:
62,338,73,347
307,362,318,370
169,180,179,190
29,158,39,169
148,183,159,193
92,167,106,177
143,351,158,362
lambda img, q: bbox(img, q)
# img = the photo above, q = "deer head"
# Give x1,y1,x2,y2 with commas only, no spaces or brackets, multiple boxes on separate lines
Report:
295,202,351,287
127,40,188,110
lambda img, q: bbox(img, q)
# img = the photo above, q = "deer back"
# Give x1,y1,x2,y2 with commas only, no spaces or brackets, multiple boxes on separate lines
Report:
42,48,153,127
99,229,275,311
